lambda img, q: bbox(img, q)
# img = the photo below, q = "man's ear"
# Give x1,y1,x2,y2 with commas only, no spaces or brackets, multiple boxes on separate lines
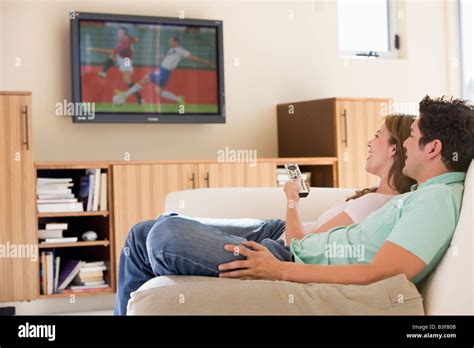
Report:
426,139,443,159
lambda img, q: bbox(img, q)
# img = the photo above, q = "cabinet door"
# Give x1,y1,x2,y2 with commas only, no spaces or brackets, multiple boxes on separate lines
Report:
197,162,277,188
0,93,38,302
112,163,197,267
335,99,389,188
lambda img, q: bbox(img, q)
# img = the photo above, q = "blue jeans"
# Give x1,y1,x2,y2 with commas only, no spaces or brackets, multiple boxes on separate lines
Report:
113,212,291,315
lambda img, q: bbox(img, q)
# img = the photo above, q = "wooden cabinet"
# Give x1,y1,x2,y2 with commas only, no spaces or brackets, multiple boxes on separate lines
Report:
112,163,198,267
0,92,37,301
112,161,277,267
197,162,277,188
277,97,391,188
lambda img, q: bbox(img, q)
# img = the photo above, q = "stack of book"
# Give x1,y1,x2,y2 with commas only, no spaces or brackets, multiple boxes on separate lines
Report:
79,169,108,212
40,251,61,295
276,168,312,187
37,177,83,213
38,222,78,244
70,261,108,290
56,260,109,294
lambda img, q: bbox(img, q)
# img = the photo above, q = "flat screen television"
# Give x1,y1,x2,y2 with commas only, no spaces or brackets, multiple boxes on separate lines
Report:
70,12,225,123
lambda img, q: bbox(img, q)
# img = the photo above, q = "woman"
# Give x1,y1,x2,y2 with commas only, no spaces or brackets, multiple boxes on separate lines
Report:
281,113,416,244
114,114,416,315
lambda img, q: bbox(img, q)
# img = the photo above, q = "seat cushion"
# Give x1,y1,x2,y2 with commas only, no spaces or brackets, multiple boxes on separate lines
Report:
127,274,424,315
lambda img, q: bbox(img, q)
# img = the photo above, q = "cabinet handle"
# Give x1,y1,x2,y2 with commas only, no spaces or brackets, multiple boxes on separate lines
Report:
204,172,210,188
190,173,196,189
22,105,29,150
341,109,348,147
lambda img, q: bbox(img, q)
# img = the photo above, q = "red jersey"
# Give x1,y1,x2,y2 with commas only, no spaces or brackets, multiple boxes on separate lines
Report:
114,36,136,59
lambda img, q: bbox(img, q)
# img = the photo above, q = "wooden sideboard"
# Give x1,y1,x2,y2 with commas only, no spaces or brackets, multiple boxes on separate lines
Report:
1,156,336,301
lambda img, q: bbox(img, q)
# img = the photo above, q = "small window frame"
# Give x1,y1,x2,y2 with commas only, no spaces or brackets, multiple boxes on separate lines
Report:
338,0,401,59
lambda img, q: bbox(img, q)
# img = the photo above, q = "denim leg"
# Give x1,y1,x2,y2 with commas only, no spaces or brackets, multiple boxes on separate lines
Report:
146,213,287,277
113,219,157,316
115,212,287,315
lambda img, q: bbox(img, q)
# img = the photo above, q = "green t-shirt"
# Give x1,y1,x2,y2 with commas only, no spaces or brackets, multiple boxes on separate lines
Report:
290,172,465,283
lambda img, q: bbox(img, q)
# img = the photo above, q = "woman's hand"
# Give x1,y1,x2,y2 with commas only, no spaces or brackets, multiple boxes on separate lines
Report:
284,176,303,204
218,241,284,280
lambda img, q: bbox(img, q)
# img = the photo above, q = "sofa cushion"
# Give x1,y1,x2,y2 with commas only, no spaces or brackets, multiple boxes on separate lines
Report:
127,274,424,315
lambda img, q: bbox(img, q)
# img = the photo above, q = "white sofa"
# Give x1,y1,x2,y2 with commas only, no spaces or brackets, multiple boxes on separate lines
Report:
127,161,473,315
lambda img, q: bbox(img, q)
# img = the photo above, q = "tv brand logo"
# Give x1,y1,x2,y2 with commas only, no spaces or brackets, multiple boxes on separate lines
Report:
18,322,56,341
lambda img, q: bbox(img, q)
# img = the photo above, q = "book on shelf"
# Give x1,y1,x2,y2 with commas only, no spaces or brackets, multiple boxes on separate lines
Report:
99,172,108,211
58,260,83,291
61,286,110,294
86,170,95,211
80,168,106,212
36,177,83,213
40,251,61,295
83,261,105,268
70,284,109,290
38,229,64,239
54,256,61,294
45,222,68,230
37,203,83,213
40,237,78,244
70,261,107,288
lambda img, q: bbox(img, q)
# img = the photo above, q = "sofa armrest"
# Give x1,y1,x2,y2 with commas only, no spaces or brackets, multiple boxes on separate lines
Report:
164,187,356,221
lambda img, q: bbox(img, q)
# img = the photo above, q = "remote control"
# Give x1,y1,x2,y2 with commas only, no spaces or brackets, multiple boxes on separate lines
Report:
284,163,310,198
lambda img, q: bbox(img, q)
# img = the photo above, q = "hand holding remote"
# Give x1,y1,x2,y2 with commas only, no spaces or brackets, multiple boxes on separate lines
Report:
284,163,310,198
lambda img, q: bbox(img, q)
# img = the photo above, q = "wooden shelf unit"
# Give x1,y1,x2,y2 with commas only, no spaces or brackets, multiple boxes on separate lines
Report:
35,163,116,297
38,287,114,299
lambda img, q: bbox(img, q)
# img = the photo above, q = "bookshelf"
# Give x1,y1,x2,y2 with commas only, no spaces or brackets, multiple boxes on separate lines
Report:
35,163,116,298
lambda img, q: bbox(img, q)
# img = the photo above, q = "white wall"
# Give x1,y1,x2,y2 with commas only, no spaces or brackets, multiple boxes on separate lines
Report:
0,0,461,162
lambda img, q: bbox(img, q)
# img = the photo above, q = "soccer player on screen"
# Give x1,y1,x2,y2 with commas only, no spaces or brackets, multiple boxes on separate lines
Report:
88,26,143,104
113,36,215,106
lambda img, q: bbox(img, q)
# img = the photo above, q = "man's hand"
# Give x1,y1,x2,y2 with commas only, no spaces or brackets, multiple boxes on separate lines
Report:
218,241,283,280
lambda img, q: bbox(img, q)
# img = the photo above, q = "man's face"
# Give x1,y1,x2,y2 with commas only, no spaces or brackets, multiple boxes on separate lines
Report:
402,116,425,180
169,38,178,48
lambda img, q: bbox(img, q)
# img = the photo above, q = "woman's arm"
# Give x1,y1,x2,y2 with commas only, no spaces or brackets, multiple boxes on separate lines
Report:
283,178,305,245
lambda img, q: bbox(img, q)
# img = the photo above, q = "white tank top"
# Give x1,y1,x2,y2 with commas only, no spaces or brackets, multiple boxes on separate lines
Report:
279,192,393,241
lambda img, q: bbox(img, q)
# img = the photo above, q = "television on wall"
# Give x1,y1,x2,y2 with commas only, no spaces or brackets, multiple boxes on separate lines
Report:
70,12,225,123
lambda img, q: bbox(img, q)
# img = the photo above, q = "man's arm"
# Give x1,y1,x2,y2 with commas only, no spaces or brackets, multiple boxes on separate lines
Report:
187,54,215,68
280,241,426,284
219,240,426,284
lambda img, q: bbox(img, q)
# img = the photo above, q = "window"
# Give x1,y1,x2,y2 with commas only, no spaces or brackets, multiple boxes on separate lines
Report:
338,0,400,58
459,0,473,101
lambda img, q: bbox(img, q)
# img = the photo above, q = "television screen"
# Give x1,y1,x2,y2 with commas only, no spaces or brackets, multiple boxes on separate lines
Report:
70,12,225,123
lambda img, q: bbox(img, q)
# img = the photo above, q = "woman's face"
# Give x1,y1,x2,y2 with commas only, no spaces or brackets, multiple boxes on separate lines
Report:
365,122,397,177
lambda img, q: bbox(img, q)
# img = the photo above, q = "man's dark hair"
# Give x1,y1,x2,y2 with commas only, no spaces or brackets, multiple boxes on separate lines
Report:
418,95,474,172
118,26,129,36
170,36,180,43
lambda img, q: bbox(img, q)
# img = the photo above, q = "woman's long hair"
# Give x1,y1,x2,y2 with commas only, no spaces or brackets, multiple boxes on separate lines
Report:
346,114,417,201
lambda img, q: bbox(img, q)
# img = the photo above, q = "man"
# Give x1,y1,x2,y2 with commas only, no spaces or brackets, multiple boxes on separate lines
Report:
113,36,215,106
114,96,473,315
88,26,143,104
